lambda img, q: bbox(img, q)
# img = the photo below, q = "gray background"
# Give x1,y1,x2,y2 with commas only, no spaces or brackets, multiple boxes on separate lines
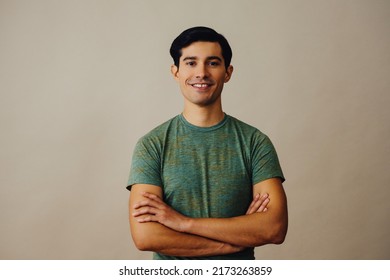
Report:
1,0,389,259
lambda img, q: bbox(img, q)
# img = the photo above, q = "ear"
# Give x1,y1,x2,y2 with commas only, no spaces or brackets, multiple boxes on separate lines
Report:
224,65,234,83
171,65,179,80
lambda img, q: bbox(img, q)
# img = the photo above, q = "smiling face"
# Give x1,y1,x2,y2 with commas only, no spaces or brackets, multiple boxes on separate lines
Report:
171,41,233,108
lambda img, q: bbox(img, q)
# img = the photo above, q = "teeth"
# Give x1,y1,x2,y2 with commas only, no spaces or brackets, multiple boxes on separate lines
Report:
192,83,209,88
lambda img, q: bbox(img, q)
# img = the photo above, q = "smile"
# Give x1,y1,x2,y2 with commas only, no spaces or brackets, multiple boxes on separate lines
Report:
191,83,212,88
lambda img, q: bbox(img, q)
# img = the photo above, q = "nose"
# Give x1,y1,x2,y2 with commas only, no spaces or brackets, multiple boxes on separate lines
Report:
195,64,209,79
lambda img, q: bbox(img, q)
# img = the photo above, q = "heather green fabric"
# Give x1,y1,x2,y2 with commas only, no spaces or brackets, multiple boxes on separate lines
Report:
127,114,284,259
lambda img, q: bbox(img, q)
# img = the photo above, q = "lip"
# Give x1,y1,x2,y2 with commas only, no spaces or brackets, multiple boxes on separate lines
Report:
187,81,215,92
191,83,212,88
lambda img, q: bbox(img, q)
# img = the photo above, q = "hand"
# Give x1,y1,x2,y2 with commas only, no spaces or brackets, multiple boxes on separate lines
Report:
132,192,190,232
246,193,270,215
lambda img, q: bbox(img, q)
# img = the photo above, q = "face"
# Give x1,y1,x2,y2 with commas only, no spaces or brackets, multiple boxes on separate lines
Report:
171,41,233,108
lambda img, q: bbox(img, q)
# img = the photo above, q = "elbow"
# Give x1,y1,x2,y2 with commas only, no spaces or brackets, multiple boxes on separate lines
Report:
268,212,288,245
258,221,287,246
132,233,155,252
269,222,288,245
250,226,287,247
133,238,149,252
130,223,158,252
270,230,286,245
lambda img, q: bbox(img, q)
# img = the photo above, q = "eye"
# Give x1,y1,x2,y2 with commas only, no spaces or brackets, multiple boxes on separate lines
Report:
185,61,196,67
208,60,221,67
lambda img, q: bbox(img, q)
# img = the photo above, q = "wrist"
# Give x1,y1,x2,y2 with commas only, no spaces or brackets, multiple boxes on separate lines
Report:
221,242,245,254
181,217,194,233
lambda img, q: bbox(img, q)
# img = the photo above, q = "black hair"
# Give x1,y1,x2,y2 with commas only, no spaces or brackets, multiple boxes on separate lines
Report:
169,26,232,70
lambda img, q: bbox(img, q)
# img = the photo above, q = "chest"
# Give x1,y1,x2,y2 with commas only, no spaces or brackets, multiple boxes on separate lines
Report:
160,132,253,218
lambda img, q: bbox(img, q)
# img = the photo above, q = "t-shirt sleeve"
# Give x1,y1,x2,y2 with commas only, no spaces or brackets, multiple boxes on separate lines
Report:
251,132,285,185
126,136,163,190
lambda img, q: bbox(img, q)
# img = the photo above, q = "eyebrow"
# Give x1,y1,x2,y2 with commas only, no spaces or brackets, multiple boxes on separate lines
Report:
182,56,223,62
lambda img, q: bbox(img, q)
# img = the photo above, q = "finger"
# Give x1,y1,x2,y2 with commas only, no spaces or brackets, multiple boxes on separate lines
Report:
249,193,267,214
142,192,163,203
250,194,266,213
256,197,270,213
133,198,162,209
246,194,260,214
132,206,158,217
246,195,258,214
136,215,157,223
247,193,270,214
255,193,269,212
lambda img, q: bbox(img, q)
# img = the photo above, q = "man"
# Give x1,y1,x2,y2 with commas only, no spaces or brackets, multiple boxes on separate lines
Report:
127,26,288,260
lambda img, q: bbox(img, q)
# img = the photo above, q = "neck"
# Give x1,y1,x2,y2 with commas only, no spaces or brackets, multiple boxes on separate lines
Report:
182,102,225,127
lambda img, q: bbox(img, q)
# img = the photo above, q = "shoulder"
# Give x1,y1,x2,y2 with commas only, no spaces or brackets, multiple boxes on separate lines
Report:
131,116,180,161
138,115,180,143
227,115,268,140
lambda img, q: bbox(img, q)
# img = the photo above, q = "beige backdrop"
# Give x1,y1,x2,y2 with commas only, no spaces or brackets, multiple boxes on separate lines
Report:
0,0,389,260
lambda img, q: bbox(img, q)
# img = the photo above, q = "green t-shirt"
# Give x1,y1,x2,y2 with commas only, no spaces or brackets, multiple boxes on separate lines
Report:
127,114,284,260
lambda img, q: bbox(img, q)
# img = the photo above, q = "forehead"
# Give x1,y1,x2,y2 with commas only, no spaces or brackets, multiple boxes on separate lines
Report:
180,41,223,60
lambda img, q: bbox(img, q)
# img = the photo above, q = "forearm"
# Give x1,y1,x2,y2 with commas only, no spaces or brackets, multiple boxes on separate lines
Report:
181,179,288,247
182,212,287,247
130,180,287,254
130,220,243,257
129,184,242,257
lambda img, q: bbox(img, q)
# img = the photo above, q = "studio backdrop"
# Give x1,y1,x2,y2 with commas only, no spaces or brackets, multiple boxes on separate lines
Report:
0,0,389,259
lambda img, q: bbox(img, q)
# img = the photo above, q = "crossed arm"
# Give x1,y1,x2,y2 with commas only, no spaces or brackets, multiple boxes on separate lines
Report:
128,178,288,257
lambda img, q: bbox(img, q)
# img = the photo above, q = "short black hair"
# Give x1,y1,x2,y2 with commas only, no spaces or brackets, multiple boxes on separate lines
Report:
170,26,232,70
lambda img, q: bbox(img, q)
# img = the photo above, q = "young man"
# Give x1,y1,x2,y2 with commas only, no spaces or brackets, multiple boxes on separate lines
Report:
127,27,288,260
